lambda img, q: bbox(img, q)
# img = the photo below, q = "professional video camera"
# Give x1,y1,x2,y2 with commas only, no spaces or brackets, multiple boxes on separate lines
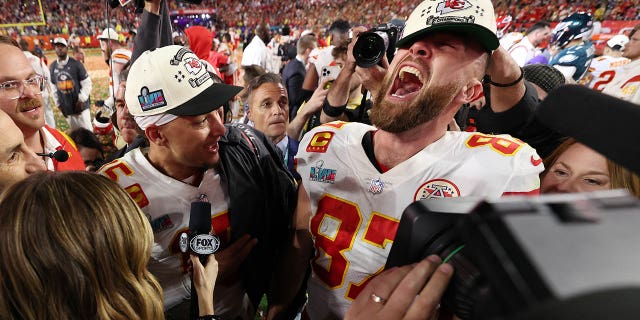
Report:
353,23,402,68
386,191,640,319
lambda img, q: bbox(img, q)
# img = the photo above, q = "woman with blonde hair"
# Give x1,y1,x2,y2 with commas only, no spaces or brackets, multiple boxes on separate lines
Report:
541,137,640,196
0,171,218,319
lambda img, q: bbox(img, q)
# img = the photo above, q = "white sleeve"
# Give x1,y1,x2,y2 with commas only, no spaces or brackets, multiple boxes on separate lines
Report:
501,143,544,196
78,76,92,103
508,45,528,67
553,65,577,82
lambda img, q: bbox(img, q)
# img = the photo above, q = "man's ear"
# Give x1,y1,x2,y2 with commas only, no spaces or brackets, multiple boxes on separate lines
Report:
145,125,167,146
454,80,484,105
246,108,253,122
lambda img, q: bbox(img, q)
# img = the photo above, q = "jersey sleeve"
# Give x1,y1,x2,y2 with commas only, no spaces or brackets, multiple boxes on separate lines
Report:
501,140,544,196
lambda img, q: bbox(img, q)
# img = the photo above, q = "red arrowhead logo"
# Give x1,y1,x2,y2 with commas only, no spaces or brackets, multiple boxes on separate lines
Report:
531,155,543,166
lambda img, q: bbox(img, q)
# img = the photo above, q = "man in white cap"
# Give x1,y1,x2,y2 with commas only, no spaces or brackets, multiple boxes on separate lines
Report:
602,24,640,104
98,45,301,320
97,27,131,112
587,34,630,91
49,36,93,132
294,0,544,318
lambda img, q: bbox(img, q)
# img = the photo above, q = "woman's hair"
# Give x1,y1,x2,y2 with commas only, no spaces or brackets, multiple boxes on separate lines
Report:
69,128,104,154
542,137,640,197
0,171,164,319
608,158,640,197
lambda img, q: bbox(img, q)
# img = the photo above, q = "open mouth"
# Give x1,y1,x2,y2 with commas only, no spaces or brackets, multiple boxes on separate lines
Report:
207,142,219,153
391,66,424,99
19,99,42,114
20,105,41,114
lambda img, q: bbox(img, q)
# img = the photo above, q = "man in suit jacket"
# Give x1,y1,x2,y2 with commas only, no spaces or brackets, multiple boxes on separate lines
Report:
282,34,317,120
245,73,303,180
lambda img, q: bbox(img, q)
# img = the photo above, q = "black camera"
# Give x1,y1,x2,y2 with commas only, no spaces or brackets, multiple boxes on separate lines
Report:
387,191,640,319
353,23,402,68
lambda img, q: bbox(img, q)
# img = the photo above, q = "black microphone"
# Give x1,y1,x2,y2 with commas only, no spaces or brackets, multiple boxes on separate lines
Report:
537,85,640,175
36,149,69,162
179,199,220,320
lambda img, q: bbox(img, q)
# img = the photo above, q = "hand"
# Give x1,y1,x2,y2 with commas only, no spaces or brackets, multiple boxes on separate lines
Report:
74,100,84,113
344,255,453,320
145,0,163,15
191,254,219,316
302,79,330,115
349,26,389,99
486,46,520,86
214,234,257,285
469,96,486,110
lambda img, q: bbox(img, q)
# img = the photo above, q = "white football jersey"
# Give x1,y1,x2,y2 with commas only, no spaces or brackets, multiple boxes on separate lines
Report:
601,59,640,104
98,148,248,318
105,48,132,108
587,55,630,91
499,32,524,51
295,122,543,319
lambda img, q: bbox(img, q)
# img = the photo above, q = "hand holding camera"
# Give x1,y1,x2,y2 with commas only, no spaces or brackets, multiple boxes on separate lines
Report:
353,23,403,68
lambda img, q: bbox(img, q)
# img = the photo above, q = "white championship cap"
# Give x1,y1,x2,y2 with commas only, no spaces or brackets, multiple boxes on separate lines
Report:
607,34,629,50
52,37,67,46
97,28,120,41
125,45,242,117
397,0,499,51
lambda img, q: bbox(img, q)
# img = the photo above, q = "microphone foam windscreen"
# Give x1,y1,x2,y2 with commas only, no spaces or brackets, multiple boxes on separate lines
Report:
53,150,70,162
189,202,212,235
537,85,640,175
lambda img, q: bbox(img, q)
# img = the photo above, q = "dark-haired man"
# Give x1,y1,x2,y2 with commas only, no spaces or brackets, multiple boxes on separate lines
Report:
241,22,276,73
507,21,551,66
50,37,93,131
0,109,46,191
99,44,301,320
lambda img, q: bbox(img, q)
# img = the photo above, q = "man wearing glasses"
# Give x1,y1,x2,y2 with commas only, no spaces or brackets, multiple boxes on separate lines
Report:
0,36,85,171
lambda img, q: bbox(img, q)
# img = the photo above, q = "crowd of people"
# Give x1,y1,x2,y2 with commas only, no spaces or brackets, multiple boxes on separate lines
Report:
494,0,640,25
0,0,640,319
1,0,639,39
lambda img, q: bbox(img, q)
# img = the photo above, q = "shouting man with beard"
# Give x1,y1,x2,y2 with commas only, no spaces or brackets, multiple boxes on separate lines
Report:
0,36,85,171
294,0,544,319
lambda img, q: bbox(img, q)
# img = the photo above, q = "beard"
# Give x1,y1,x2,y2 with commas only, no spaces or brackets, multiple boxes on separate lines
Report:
370,74,462,133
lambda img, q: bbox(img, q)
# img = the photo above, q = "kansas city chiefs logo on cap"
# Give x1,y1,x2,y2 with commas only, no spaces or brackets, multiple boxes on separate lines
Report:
436,0,471,14
183,57,203,75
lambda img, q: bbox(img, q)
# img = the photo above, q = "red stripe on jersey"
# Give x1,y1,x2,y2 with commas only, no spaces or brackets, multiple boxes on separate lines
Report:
621,75,640,88
502,189,540,196
113,54,130,60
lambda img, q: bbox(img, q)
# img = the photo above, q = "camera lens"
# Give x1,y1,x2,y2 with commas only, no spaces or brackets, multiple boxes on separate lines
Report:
353,32,386,68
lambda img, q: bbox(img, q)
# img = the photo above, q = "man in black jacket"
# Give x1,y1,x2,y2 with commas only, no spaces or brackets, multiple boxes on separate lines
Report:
282,33,317,120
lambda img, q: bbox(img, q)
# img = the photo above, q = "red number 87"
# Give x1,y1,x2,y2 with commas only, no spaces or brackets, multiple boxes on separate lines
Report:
310,194,399,300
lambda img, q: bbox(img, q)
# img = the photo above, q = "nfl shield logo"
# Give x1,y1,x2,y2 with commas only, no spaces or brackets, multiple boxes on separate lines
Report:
369,178,385,194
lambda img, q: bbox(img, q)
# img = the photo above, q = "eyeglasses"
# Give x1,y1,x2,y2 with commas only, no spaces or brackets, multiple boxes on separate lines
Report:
0,75,45,100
